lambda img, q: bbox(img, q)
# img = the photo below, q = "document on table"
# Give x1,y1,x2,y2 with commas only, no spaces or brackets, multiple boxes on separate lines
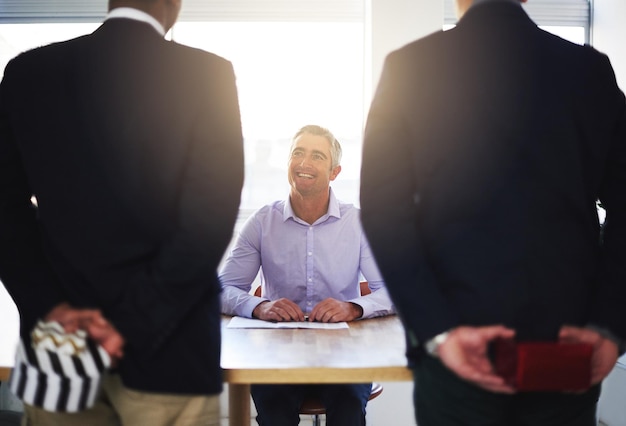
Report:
227,316,349,330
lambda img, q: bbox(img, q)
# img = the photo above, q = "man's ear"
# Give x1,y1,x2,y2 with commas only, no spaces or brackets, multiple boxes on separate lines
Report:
330,165,342,181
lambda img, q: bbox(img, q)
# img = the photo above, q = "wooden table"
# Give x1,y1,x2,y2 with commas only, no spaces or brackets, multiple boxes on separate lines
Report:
0,367,10,382
221,315,412,426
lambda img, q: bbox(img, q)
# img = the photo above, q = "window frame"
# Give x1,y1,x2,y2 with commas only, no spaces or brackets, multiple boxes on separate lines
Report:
0,0,364,23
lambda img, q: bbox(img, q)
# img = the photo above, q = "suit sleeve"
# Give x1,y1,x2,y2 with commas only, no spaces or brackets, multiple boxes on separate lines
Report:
0,59,66,335
107,58,244,353
360,52,459,347
591,56,626,341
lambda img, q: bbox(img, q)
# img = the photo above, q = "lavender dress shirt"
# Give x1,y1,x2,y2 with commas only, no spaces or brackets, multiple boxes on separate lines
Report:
220,189,395,319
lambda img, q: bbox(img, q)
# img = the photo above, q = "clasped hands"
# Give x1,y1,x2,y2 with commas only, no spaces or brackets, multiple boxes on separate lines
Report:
436,324,619,394
44,302,125,365
252,297,363,323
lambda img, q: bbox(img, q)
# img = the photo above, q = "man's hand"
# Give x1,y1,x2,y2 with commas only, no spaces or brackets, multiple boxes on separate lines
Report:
83,320,125,365
309,298,363,323
559,325,619,385
437,325,516,394
252,298,306,322
44,302,106,333
45,302,125,365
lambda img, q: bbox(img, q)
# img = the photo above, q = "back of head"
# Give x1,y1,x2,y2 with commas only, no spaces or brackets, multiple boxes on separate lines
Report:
108,0,181,32
109,0,159,10
455,0,527,19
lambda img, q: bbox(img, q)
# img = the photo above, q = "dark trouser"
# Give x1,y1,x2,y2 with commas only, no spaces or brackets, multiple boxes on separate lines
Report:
414,355,601,426
251,383,372,426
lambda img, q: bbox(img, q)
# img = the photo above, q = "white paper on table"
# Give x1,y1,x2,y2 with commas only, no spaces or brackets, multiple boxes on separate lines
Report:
227,316,349,330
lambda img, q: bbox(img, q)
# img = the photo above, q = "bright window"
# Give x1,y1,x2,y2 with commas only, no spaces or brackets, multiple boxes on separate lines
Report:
1,21,366,210
539,25,586,44
171,21,365,209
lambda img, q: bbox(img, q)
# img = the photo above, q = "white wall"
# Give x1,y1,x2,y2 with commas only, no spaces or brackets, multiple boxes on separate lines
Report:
593,0,626,91
598,361,626,426
367,0,443,97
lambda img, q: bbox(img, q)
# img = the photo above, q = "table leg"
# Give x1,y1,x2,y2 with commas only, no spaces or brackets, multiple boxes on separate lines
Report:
229,383,251,426
0,368,12,382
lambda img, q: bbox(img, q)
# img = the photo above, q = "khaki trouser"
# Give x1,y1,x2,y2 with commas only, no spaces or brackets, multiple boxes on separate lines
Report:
22,374,221,426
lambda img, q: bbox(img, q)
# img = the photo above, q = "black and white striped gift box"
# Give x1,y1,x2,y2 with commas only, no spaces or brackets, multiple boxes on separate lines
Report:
9,337,111,412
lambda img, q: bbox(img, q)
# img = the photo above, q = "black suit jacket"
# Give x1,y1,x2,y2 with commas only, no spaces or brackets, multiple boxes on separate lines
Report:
361,2,626,360
0,18,244,394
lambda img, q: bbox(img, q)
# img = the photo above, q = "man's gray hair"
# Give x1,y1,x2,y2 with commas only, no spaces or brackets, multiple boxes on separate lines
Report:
291,124,342,169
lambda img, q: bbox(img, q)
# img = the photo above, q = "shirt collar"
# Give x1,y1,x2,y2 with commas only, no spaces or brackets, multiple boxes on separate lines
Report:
105,7,166,37
283,188,342,224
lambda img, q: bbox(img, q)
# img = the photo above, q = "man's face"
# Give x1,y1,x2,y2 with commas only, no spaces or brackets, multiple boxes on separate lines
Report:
288,133,341,197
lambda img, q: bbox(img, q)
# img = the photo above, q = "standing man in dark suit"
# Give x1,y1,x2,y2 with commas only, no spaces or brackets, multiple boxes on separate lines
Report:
0,0,244,424
360,0,626,425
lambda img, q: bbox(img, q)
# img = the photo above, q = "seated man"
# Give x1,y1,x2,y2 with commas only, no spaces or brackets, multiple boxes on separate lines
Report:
220,124,395,426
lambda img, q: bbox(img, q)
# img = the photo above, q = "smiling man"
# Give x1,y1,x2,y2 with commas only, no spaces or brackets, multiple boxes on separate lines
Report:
219,124,394,426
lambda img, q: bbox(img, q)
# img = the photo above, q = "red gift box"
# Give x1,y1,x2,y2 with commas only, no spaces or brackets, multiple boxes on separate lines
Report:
492,339,593,391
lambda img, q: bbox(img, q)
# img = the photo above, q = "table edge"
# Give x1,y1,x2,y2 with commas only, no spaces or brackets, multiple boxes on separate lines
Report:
223,366,413,384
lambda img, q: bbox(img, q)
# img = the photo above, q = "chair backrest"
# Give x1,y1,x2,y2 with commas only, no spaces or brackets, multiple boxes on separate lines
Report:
254,281,371,297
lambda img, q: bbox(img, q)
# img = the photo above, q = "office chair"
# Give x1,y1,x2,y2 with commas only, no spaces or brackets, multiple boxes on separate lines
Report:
299,381,383,426
0,411,21,426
